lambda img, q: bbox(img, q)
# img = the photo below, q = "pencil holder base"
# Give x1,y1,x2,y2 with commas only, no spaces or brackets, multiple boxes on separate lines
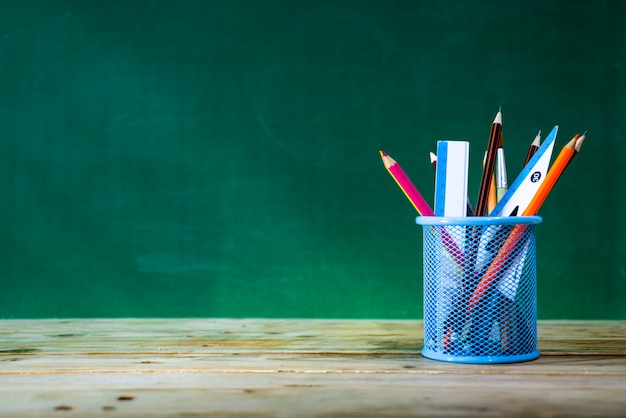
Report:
421,348,539,364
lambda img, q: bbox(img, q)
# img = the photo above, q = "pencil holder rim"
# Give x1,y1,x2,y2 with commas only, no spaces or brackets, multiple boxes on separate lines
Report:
415,216,542,226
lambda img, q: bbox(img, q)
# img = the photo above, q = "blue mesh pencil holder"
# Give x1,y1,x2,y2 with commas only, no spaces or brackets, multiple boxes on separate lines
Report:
416,216,542,364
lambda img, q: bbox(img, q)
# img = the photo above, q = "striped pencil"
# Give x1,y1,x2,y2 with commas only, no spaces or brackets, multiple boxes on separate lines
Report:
475,107,503,216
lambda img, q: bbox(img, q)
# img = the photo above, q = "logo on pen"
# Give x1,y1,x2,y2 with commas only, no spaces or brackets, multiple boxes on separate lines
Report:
530,171,541,183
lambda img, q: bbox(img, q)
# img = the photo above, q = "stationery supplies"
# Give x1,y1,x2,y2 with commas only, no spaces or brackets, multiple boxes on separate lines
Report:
417,216,541,364
379,151,434,216
565,131,587,169
379,108,587,364
496,145,508,201
467,223,531,316
434,141,470,216
431,152,475,216
489,126,558,217
468,132,586,330
523,132,585,216
485,151,498,214
381,150,466,269
524,131,541,166
475,108,502,216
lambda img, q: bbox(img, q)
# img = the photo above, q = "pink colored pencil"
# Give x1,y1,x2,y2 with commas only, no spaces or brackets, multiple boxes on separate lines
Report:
380,151,434,216
380,151,465,268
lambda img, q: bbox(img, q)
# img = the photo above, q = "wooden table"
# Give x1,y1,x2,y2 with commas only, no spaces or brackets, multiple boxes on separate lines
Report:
1,319,625,417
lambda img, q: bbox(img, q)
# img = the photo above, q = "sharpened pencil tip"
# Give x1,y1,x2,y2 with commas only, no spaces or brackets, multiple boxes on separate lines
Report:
531,131,541,147
493,107,503,125
574,132,587,152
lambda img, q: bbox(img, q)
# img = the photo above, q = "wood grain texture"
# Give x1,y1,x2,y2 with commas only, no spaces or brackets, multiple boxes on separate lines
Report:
1,319,625,417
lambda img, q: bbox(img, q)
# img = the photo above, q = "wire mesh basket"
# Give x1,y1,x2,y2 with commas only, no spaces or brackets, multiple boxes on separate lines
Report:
416,216,542,364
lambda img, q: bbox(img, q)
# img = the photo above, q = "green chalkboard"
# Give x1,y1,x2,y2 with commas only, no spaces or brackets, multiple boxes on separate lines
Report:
1,0,624,319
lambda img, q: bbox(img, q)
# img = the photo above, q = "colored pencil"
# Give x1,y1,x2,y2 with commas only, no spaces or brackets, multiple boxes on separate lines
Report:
380,151,434,216
467,224,529,316
522,133,583,216
565,130,587,169
469,131,588,314
524,131,541,166
475,107,503,216
485,150,498,214
575,131,587,152
382,150,466,269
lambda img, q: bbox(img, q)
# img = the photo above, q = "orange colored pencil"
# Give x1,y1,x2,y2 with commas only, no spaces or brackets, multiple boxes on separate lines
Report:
565,130,587,169
466,224,528,316
468,132,587,314
574,131,587,152
522,133,581,216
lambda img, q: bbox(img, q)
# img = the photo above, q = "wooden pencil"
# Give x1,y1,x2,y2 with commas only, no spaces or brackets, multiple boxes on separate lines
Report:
486,150,498,213
524,131,541,166
382,150,466,269
380,151,434,216
469,132,587,315
475,108,502,216
565,130,587,169
467,224,528,316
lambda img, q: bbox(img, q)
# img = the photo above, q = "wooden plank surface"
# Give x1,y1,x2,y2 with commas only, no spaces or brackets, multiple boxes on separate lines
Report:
1,319,625,417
